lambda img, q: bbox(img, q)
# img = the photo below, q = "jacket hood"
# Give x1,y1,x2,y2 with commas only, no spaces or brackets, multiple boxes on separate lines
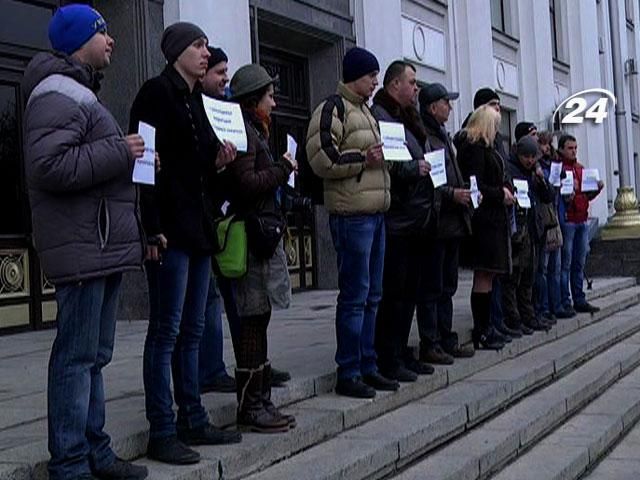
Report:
22,51,102,101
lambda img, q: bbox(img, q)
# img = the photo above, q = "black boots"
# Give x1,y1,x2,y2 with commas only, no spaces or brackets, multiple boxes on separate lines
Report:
471,292,505,351
236,364,290,433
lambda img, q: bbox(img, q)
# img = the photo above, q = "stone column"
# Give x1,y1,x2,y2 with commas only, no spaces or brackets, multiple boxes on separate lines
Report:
516,0,556,125
450,0,495,118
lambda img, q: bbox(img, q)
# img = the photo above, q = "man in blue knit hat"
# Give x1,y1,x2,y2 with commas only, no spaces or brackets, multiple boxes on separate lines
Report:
306,47,398,398
21,4,147,480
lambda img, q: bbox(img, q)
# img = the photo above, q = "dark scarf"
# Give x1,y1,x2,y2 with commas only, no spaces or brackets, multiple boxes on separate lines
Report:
373,89,427,147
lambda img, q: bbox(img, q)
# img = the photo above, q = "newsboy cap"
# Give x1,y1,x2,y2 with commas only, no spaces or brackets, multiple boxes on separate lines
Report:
419,83,459,107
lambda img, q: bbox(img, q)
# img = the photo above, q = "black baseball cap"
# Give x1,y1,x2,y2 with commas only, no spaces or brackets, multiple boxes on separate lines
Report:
419,82,459,107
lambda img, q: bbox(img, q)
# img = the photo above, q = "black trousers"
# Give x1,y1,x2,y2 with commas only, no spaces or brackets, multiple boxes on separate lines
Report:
416,239,460,352
375,234,459,372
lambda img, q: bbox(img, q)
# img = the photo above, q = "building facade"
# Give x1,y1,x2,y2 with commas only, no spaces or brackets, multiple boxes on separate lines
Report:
1,0,639,332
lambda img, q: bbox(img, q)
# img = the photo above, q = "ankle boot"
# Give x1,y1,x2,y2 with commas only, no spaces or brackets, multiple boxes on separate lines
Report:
262,362,296,428
236,366,289,433
471,292,505,351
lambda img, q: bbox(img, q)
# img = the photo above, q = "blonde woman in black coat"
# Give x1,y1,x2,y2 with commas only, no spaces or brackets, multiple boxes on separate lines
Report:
455,105,514,350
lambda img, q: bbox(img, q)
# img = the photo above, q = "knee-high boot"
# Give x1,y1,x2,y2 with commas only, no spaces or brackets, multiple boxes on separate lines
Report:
262,361,296,428
470,292,504,351
235,364,288,433
235,314,288,433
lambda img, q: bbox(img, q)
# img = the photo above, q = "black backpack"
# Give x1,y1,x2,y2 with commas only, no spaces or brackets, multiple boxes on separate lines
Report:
298,94,345,205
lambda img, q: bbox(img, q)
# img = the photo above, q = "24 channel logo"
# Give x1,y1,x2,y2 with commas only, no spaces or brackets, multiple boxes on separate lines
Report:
552,88,617,125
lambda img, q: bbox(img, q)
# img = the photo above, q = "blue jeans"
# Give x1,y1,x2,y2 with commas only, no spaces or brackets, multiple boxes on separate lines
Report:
143,248,211,438
561,222,590,308
47,274,122,480
199,274,226,385
329,213,385,380
198,275,241,385
536,244,562,315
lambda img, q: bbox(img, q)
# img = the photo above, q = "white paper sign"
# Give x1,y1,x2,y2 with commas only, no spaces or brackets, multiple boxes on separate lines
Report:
426,150,446,188
286,134,297,188
549,162,562,187
470,175,480,209
201,95,248,152
561,171,574,195
132,121,156,185
581,168,600,192
378,121,412,161
513,179,531,209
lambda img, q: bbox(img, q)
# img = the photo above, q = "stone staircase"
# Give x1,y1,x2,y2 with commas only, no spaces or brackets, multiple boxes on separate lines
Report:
2,277,640,480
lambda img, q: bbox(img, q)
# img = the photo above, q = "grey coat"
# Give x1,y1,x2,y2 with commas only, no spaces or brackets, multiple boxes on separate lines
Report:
22,52,143,285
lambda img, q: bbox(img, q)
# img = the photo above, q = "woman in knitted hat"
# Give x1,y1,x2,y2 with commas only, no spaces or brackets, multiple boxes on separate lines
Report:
224,64,297,433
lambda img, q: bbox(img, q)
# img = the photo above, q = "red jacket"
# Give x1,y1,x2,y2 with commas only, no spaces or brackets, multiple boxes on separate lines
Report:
561,156,601,224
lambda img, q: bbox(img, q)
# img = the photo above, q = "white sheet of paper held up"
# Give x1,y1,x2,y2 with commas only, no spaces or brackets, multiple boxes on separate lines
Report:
201,95,248,152
378,121,412,161
287,134,297,188
132,121,156,185
549,162,562,187
561,171,574,195
426,150,446,188
513,179,531,208
581,168,600,192
470,175,480,209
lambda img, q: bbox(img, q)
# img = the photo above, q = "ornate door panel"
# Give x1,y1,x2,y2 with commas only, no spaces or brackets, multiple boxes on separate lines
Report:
260,47,316,289
0,0,58,333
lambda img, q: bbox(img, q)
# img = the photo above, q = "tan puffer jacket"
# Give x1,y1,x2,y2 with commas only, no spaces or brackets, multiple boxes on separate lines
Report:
306,82,390,215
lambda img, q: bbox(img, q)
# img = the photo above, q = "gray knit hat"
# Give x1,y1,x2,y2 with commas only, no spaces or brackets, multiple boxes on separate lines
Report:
229,64,277,100
161,22,207,65
516,135,539,157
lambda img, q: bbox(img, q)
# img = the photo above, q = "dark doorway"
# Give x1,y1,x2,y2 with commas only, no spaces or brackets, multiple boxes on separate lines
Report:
0,0,60,332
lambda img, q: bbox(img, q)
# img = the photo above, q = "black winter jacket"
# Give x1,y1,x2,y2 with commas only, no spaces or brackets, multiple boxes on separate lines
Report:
370,90,435,236
506,154,554,244
422,112,472,239
129,66,220,253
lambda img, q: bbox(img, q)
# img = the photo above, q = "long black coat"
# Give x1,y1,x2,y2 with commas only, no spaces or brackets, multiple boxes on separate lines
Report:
455,132,511,274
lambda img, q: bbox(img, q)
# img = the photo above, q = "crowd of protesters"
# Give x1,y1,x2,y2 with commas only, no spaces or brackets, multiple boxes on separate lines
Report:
20,5,604,479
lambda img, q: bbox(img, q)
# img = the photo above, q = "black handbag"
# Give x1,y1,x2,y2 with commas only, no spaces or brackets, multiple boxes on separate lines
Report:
245,208,286,260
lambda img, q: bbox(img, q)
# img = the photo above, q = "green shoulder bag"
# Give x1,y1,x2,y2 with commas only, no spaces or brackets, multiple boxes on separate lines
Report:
213,215,247,278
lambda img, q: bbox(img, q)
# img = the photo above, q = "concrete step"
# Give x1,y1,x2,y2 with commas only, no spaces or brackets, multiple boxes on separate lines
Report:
582,391,640,480
0,279,636,480
394,336,640,480
134,287,640,480
488,358,640,480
